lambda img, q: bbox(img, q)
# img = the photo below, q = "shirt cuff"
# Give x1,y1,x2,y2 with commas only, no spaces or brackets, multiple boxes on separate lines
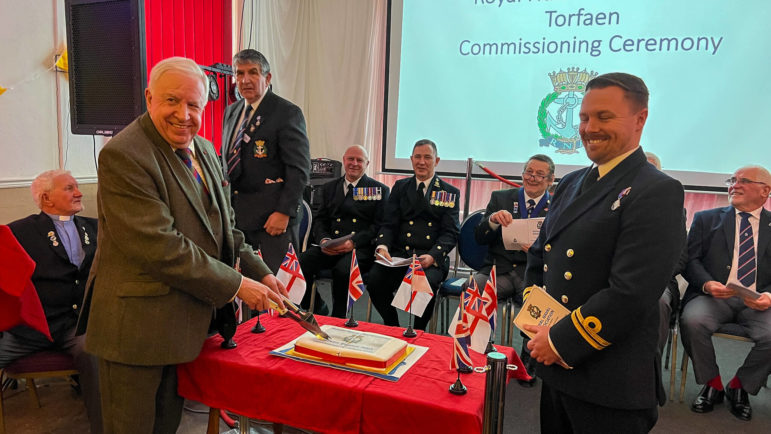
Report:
488,219,500,230
547,332,574,370
229,276,243,303
376,244,388,254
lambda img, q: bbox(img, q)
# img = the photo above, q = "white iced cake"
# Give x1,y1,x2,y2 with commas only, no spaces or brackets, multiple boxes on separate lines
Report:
293,325,408,369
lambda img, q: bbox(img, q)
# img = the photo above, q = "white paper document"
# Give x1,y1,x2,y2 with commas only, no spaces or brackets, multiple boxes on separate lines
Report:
501,217,545,250
374,253,412,267
726,282,762,300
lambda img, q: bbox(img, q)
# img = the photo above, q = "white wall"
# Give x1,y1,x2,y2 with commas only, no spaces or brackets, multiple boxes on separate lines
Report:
0,0,107,188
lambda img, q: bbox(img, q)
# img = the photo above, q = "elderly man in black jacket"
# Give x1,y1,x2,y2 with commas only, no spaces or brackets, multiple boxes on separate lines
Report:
2,170,101,434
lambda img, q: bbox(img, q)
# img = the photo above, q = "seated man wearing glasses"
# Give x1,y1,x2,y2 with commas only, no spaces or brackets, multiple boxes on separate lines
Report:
473,154,554,386
681,166,771,421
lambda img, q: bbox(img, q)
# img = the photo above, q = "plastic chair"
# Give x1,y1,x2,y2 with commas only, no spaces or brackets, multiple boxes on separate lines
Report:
676,323,764,402
429,210,490,334
0,350,78,434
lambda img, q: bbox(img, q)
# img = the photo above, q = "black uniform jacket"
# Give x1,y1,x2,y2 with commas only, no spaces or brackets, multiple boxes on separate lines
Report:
377,175,460,273
525,148,685,409
312,174,390,256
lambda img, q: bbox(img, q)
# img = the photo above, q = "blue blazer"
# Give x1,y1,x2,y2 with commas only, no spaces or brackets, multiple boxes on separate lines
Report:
683,206,771,306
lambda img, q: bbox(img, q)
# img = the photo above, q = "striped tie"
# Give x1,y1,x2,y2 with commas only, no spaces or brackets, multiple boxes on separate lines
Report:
226,104,253,180
737,212,756,287
175,148,209,195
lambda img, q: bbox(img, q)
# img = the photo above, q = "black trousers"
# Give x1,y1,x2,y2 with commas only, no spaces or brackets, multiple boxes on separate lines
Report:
367,262,446,330
241,221,300,274
299,246,374,318
540,381,658,434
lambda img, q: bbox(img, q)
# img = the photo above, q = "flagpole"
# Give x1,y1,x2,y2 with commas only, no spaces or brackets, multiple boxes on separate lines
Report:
403,254,418,338
403,300,416,338
344,298,359,328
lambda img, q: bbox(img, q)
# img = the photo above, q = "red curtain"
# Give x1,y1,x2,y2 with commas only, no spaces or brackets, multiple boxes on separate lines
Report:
144,0,232,153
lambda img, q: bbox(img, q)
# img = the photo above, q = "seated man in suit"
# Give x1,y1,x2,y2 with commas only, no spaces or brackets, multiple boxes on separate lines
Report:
368,139,460,330
299,145,389,317
1,170,102,434
473,154,554,387
681,165,771,421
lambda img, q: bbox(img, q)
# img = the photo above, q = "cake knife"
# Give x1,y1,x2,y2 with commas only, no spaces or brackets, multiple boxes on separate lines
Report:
269,296,330,340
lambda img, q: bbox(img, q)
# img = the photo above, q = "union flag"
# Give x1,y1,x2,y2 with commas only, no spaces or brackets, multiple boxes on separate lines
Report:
347,251,365,314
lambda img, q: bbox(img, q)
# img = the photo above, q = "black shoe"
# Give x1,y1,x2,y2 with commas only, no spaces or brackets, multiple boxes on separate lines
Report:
725,385,752,421
691,385,724,413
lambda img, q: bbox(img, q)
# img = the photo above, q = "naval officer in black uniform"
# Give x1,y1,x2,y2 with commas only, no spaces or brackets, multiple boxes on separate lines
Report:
299,145,389,317
368,139,460,330
524,73,685,433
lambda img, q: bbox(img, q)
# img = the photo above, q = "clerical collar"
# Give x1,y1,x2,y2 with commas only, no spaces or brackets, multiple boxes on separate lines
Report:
45,213,72,221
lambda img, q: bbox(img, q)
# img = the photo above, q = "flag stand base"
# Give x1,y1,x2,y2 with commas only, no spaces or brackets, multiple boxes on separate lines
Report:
251,314,266,334
485,341,496,354
220,339,237,349
403,326,417,338
449,373,468,395
344,317,359,328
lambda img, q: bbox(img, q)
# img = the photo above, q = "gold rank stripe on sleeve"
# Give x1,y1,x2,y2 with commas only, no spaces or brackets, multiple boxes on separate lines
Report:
570,307,610,350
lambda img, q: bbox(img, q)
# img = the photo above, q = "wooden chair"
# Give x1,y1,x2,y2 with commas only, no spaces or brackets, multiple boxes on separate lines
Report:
0,350,78,434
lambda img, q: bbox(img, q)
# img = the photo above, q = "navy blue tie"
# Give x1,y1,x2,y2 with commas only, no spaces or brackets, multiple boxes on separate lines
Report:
226,105,253,180
737,212,756,287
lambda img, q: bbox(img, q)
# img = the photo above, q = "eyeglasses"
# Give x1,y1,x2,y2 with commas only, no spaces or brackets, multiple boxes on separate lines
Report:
725,177,767,187
522,172,549,182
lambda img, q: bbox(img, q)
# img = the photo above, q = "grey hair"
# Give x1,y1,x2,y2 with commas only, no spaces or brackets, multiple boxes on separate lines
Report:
31,169,70,209
233,49,271,76
148,57,207,104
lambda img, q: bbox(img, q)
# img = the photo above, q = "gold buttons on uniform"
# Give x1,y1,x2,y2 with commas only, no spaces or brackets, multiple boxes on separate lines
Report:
352,218,357,223
336,218,341,222
72,304,78,309
335,230,340,234
426,235,431,240
428,222,432,227
564,271,572,280
405,245,410,250
409,221,414,225
545,244,551,252
543,264,548,272
407,233,412,237
561,295,568,303
437,246,442,250
566,249,574,257
351,231,356,235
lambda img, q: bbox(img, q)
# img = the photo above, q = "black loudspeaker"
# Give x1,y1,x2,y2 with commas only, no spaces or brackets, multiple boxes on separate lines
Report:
65,0,146,136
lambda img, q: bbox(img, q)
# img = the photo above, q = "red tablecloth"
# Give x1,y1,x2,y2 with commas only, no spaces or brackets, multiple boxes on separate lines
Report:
177,315,529,434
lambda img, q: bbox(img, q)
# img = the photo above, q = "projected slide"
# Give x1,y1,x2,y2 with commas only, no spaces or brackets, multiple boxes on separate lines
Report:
384,0,771,189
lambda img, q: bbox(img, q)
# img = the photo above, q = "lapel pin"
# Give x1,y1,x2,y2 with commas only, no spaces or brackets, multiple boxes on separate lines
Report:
611,187,632,211
48,231,59,247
